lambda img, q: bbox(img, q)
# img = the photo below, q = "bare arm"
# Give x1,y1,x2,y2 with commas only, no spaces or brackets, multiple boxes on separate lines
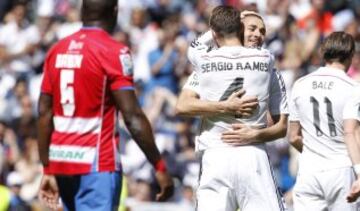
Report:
112,89,173,201
37,93,60,209
221,114,288,146
255,114,288,141
113,90,162,165
344,119,360,173
175,89,258,117
344,119,360,202
288,121,303,152
37,93,54,167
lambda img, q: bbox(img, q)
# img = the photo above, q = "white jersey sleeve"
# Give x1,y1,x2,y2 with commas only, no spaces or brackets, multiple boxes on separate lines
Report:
288,80,300,121
187,31,215,69
182,72,200,94
343,90,360,121
268,69,288,116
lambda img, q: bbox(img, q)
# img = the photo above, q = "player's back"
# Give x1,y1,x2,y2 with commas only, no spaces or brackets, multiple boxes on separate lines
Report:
291,66,359,173
45,29,121,137
195,46,275,149
42,28,133,174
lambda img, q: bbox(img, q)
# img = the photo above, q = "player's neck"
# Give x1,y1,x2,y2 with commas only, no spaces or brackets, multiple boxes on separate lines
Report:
325,62,350,72
82,21,113,34
217,37,242,47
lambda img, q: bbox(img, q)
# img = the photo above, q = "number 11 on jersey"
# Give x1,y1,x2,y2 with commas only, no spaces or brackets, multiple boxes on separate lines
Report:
310,96,337,137
60,69,75,116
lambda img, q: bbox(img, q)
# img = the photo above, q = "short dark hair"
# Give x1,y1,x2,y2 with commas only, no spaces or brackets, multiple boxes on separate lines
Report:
321,32,355,63
209,6,242,38
81,0,117,22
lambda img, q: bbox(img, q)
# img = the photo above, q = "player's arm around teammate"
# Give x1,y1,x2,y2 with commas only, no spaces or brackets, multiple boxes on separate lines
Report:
176,11,288,145
221,115,288,145
220,11,288,145
221,69,288,146
175,11,265,118
176,77,258,117
176,29,259,118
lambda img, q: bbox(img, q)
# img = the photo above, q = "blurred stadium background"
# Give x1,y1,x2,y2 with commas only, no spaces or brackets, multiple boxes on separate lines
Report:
0,0,359,210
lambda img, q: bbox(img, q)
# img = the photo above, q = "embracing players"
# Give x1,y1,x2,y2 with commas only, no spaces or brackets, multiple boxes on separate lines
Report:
177,7,287,211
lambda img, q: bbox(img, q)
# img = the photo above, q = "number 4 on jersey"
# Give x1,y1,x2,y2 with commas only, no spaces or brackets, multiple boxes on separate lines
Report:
60,69,75,116
219,77,244,101
220,77,244,118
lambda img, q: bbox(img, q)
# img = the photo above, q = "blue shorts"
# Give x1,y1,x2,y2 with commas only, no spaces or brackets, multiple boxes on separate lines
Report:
56,171,121,211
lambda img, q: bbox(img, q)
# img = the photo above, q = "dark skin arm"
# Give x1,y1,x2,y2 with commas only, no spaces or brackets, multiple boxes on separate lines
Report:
37,93,59,210
112,89,174,201
38,93,54,167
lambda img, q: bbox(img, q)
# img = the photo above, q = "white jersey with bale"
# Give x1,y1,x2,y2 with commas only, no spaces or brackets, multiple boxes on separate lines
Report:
187,32,288,151
289,67,360,174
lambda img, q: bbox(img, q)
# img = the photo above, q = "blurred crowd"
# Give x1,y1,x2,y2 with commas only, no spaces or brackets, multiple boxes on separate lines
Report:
0,0,359,210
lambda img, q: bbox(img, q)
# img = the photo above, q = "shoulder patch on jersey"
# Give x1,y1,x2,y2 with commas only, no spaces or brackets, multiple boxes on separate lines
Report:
190,40,200,48
119,54,133,76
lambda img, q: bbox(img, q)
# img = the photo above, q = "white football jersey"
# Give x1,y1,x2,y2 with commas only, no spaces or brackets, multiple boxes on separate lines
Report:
289,66,360,174
343,91,360,121
187,32,288,150
183,71,201,94
183,70,287,116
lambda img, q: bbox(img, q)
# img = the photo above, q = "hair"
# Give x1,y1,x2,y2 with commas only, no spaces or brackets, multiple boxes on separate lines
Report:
321,32,355,64
209,5,242,39
81,0,117,23
241,10,263,22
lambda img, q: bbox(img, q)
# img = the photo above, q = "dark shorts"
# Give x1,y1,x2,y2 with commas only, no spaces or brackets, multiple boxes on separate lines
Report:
56,171,121,211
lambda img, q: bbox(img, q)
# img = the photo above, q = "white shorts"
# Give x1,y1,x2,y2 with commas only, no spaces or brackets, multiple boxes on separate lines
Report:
196,145,286,211
293,167,360,211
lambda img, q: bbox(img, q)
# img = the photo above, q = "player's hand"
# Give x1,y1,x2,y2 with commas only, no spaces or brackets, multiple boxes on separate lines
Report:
225,89,258,117
38,174,59,210
347,178,360,203
155,171,174,202
221,123,259,146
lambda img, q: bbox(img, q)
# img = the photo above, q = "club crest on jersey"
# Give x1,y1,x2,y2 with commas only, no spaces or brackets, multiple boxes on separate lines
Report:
119,54,133,76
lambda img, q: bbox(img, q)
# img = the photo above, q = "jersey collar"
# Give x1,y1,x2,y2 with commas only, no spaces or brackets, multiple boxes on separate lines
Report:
81,26,104,31
318,66,347,76
79,27,111,38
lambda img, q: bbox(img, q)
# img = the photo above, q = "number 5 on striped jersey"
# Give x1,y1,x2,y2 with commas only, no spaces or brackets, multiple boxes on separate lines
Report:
60,69,75,116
